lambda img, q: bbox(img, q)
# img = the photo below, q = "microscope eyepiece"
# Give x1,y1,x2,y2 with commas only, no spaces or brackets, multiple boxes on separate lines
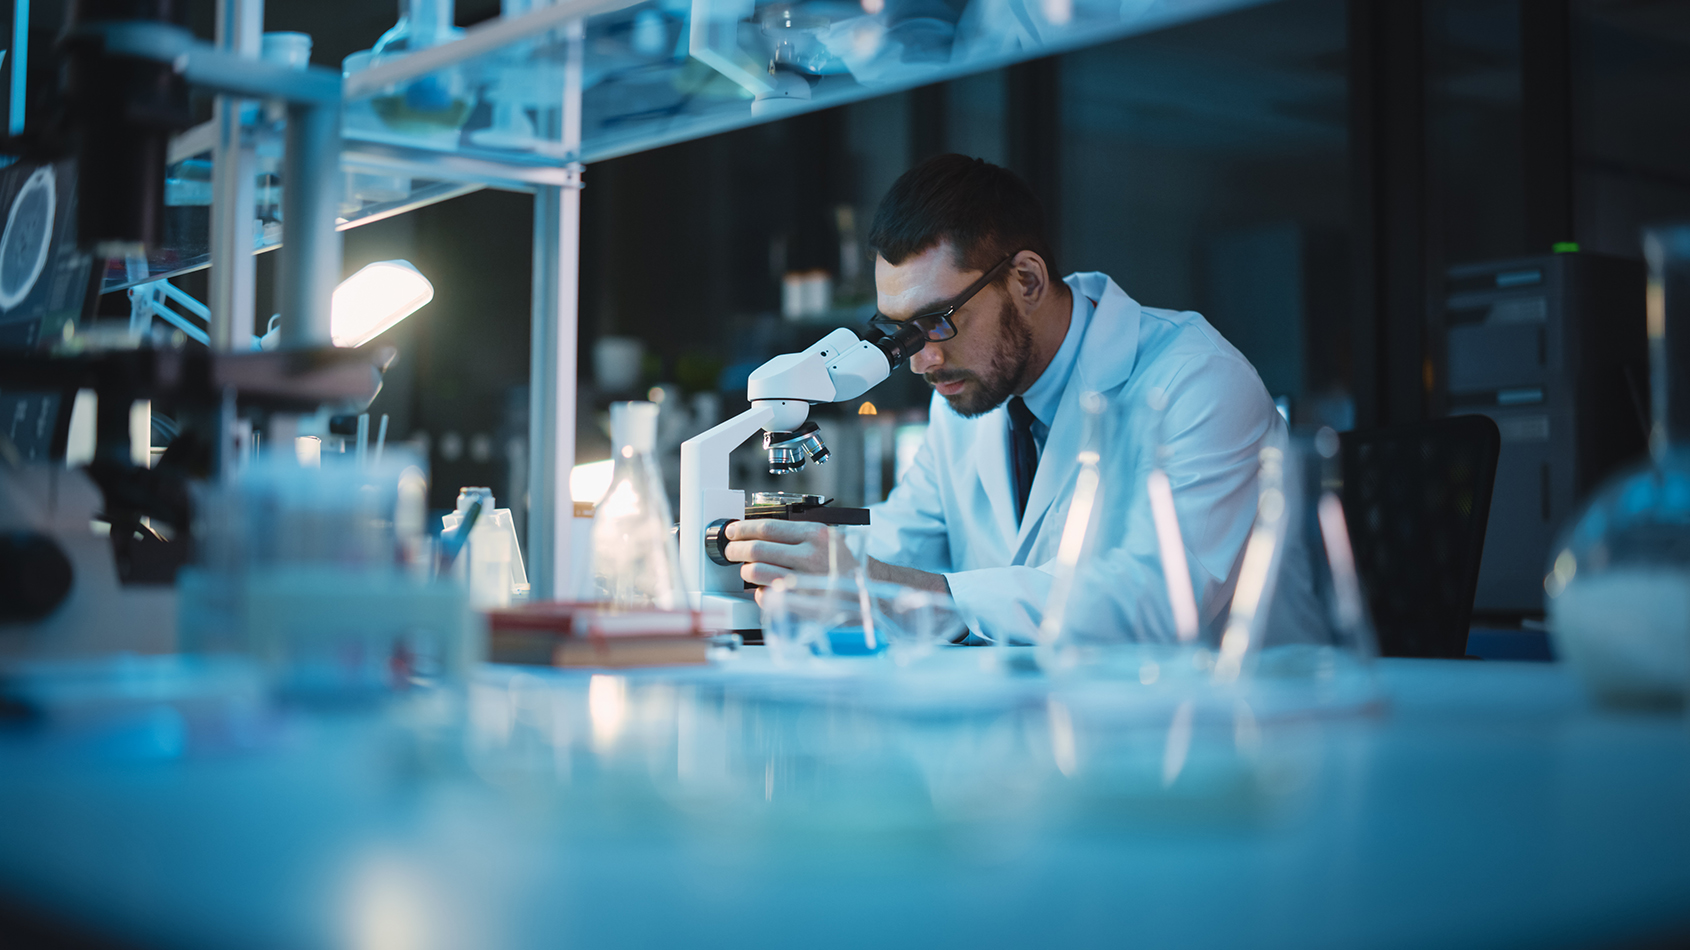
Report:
867,320,928,370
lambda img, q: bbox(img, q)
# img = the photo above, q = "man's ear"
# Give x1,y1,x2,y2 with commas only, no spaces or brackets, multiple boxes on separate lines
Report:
1009,250,1051,308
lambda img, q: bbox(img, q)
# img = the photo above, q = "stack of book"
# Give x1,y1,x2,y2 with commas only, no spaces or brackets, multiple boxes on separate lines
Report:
487,603,708,668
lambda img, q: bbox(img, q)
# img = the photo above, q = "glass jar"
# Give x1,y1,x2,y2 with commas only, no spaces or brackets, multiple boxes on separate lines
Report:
1547,225,1690,708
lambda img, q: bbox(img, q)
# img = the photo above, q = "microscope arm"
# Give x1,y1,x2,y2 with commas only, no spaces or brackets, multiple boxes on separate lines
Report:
679,404,774,599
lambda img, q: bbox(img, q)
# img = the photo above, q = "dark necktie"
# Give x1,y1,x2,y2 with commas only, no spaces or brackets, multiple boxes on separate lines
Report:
1007,396,1039,524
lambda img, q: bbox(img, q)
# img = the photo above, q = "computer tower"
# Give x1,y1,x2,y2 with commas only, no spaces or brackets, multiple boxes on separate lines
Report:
1443,252,1647,615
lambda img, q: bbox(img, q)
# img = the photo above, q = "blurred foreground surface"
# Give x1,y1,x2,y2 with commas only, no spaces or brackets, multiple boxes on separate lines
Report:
0,651,1686,949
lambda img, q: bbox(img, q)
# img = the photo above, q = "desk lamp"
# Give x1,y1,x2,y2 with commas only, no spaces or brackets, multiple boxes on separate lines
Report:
236,260,433,349
329,260,434,347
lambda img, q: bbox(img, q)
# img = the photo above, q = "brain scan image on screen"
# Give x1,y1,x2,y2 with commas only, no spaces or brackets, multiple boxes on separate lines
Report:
0,167,57,312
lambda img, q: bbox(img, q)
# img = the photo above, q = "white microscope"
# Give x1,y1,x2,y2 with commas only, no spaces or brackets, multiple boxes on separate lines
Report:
679,322,928,631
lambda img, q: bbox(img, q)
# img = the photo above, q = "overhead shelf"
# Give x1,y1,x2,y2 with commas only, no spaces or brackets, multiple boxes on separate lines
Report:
114,0,1267,295
103,171,481,295
343,0,1275,164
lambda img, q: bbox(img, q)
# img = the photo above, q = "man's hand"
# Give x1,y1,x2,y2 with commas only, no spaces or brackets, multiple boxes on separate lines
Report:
721,519,838,586
721,519,951,596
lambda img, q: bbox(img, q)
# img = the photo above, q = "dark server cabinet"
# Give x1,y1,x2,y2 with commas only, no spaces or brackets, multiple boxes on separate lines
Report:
1443,253,1647,615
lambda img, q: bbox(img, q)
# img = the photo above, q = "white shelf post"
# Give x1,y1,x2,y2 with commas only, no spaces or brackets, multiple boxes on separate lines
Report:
527,18,586,599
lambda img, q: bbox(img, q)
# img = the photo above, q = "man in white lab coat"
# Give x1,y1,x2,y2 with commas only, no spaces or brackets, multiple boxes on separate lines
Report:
723,154,1283,643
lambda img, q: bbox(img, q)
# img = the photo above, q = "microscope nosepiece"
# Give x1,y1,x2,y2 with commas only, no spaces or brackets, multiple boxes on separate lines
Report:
767,443,805,475
763,421,828,475
794,429,828,464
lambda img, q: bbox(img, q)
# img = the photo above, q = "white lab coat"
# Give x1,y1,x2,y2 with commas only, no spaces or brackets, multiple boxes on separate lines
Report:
868,272,1284,644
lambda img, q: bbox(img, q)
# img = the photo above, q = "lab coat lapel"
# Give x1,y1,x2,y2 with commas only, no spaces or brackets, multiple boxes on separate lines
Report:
1015,386,1082,555
975,403,1021,549
1013,273,1143,556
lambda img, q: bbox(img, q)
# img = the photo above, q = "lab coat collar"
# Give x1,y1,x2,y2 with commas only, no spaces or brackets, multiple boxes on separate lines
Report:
1066,271,1141,395
1013,272,1142,554
1019,291,1089,432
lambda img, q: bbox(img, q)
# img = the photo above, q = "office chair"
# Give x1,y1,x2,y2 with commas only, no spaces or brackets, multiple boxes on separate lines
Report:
1339,415,1502,658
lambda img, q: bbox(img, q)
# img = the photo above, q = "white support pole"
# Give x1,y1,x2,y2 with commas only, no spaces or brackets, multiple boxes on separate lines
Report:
527,18,585,600
276,94,343,348
208,0,261,352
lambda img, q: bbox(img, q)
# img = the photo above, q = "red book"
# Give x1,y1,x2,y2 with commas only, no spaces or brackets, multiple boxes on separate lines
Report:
488,602,708,668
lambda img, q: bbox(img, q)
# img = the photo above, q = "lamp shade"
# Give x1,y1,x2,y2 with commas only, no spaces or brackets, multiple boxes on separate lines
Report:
331,260,434,347
570,458,615,505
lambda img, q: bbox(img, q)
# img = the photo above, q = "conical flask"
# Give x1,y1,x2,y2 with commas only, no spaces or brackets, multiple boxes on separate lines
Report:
579,402,686,610
1209,428,1378,697
1036,390,1116,669
1034,389,1205,676
1548,226,1690,707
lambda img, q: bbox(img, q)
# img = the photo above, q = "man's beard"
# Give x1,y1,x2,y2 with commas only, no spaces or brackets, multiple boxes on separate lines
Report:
925,297,1036,418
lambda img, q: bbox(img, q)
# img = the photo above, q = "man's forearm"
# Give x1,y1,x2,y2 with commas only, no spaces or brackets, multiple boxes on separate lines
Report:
866,557,951,595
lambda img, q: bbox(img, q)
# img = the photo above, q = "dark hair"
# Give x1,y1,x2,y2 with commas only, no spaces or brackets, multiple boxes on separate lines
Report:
868,154,1058,281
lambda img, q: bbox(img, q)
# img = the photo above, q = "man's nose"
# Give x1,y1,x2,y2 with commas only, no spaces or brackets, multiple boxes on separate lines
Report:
909,341,943,375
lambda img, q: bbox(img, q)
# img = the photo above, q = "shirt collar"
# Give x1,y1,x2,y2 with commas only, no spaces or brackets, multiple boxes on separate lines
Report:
1018,290,1091,431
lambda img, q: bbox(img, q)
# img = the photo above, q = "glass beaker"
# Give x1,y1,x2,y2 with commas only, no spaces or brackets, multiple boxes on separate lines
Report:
760,572,964,666
177,449,475,701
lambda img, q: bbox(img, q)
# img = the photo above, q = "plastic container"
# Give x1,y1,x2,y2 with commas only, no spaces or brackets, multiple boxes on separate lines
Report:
443,488,529,609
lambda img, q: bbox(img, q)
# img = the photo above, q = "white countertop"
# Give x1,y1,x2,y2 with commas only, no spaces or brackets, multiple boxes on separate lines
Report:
0,650,1685,949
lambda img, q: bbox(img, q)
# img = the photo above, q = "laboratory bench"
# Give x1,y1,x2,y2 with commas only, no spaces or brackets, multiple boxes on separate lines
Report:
0,649,1685,949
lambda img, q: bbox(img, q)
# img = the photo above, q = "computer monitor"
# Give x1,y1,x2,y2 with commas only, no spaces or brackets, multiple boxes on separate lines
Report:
0,158,92,351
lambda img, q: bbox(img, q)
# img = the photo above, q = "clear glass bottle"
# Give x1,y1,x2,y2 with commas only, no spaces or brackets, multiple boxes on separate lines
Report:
1547,225,1690,707
363,0,473,135
579,402,686,610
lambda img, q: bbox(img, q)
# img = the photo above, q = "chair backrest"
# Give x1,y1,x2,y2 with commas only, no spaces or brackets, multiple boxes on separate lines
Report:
1339,415,1502,658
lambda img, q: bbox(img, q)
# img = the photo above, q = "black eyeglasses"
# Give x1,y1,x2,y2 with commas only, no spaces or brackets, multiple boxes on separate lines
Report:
867,252,1020,344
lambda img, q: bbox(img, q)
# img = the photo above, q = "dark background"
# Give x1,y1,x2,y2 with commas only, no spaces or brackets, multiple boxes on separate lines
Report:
24,0,1690,519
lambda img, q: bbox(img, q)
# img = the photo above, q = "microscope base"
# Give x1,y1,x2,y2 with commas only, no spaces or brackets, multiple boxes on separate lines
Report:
694,590,762,634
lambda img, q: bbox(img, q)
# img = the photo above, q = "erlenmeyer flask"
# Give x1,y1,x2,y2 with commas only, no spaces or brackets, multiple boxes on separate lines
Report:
1548,225,1690,707
579,402,686,610
1034,390,1204,676
1036,390,1115,670
1210,428,1378,700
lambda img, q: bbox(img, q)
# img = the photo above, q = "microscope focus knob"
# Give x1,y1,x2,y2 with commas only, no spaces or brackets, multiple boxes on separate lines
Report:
704,519,738,567
0,531,75,624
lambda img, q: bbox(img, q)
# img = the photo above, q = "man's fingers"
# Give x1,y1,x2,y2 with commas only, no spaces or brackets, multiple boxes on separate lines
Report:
722,538,810,567
741,562,794,586
724,519,827,544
